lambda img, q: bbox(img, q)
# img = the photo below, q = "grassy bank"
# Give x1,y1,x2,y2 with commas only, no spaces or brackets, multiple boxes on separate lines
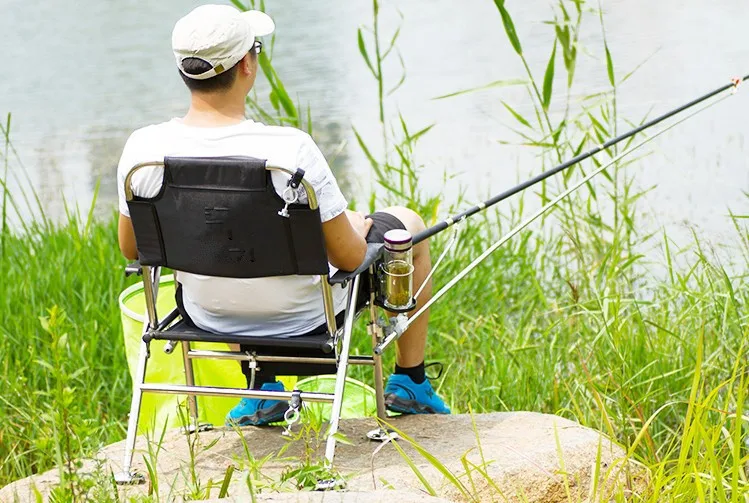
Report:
0,212,133,483
1,0,748,500
1,177,747,499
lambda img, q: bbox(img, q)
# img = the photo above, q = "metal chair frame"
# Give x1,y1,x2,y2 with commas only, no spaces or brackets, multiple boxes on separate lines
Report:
115,159,389,485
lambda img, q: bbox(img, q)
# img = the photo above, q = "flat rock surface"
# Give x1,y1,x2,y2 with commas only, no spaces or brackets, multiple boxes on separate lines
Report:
196,491,452,502
1,412,645,502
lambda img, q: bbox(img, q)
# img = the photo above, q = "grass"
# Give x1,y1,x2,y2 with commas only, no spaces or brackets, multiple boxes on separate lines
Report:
1,0,748,501
0,201,131,485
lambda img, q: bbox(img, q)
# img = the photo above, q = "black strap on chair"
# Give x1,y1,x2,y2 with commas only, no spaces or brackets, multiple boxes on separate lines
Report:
127,156,328,278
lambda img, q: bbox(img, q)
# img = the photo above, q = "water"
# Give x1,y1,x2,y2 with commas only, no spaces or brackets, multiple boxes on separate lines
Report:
2,0,748,256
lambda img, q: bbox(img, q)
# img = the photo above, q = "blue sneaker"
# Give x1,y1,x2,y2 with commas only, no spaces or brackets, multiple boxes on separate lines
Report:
225,381,287,426
384,374,450,414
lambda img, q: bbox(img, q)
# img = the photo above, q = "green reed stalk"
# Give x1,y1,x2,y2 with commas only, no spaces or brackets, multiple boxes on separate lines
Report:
1,113,8,269
373,0,384,124
232,0,310,133
354,2,442,220
493,0,563,165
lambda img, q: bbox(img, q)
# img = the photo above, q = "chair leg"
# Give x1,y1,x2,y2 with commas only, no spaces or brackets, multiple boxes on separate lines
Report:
114,341,149,485
366,298,394,442
370,302,388,422
181,340,201,429
180,340,213,434
324,275,360,466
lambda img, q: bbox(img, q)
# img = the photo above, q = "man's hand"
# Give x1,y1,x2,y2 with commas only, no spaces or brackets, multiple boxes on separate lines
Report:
345,210,373,239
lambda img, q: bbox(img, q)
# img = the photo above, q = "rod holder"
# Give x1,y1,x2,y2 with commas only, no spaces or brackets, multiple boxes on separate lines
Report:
373,314,409,355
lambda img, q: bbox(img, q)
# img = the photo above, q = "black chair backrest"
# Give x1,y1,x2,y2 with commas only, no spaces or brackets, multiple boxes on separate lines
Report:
126,156,329,278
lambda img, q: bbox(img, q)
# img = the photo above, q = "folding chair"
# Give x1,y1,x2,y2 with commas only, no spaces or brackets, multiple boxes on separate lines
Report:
115,156,392,486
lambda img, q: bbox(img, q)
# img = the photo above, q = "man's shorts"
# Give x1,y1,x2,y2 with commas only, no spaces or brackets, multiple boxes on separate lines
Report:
365,211,407,244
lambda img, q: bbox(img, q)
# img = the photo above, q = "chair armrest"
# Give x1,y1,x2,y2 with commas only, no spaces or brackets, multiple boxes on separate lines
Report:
125,261,142,277
329,243,383,285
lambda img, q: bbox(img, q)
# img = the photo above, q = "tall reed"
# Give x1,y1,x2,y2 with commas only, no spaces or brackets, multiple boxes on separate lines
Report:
355,0,749,499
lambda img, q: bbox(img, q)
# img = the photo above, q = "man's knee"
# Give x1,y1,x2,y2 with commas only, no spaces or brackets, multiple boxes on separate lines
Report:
379,206,426,235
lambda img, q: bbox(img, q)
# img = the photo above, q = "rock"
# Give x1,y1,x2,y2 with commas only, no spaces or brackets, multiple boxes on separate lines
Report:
0,412,646,502
194,491,452,502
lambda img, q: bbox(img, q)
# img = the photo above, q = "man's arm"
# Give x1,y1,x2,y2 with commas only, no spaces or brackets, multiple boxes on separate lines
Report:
294,134,371,271
322,210,373,272
118,214,138,260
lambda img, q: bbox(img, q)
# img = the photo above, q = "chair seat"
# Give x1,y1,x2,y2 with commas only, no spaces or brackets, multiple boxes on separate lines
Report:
144,320,335,353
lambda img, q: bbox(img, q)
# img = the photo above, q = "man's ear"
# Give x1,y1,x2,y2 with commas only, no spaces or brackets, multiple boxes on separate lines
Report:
241,53,255,76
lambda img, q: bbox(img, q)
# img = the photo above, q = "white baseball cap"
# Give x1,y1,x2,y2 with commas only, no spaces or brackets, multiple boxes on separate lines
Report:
172,4,275,81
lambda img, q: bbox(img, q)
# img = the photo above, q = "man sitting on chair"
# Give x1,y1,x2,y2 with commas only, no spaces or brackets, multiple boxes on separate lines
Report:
116,4,450,426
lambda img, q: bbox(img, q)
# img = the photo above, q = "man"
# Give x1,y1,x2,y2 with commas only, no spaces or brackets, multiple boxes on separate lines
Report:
116,4,449,426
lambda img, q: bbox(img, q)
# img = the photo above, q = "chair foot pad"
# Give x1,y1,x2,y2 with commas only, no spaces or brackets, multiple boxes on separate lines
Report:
316,478,346,491
366,427,398,442
182,423,214,435
114,471,146,485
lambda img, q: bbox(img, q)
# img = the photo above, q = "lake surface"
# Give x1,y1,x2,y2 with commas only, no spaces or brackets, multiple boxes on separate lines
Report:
1,0,748,256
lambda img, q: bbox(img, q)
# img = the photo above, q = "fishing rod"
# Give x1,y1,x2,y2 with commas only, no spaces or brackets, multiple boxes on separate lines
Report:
412,74,749,245
375,76,745,355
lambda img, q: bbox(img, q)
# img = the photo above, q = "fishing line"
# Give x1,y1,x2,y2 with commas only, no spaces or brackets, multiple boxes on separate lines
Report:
413,75,749,245
413,220,461,301
375,92,733,354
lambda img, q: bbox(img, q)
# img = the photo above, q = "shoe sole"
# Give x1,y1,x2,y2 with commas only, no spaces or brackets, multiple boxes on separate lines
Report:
384,393,447,415
226,401,288,427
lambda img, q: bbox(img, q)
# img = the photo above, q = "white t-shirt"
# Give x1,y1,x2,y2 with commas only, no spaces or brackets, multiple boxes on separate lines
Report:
116,119,349,336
